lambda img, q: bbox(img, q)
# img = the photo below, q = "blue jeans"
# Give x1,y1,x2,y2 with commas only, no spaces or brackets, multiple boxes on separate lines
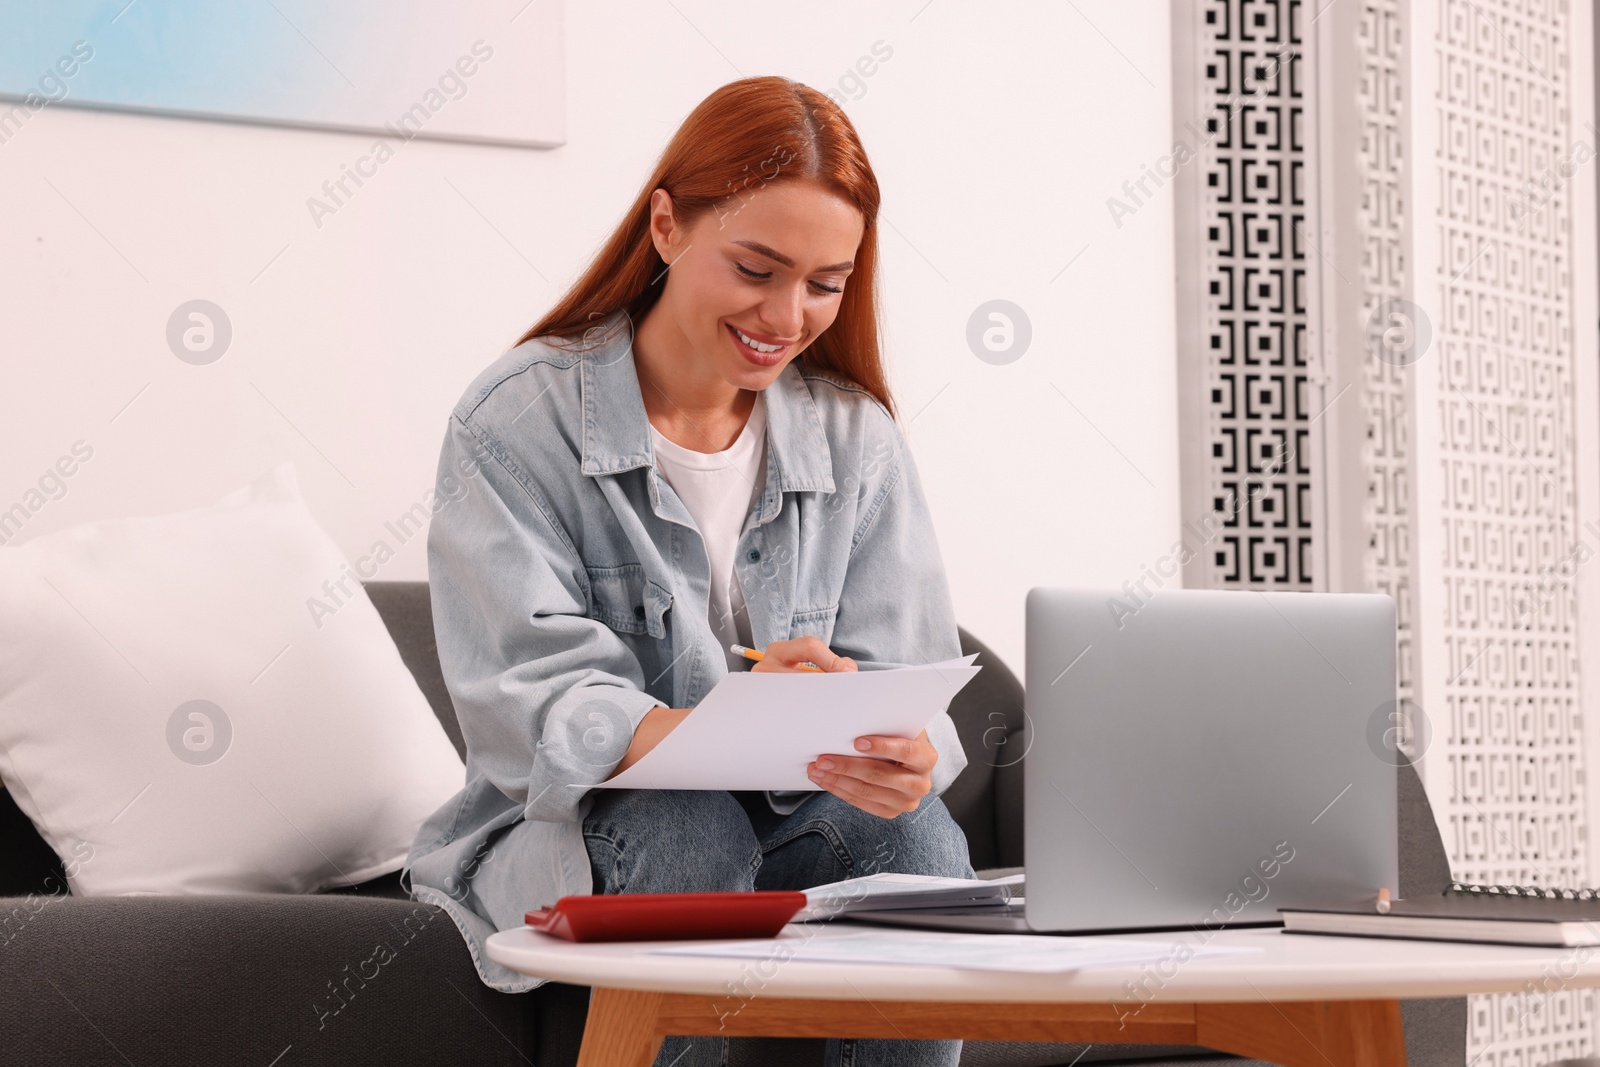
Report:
583,788,975,1067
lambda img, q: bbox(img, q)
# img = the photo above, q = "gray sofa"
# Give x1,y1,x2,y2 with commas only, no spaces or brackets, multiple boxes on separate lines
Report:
0,580,1463,1066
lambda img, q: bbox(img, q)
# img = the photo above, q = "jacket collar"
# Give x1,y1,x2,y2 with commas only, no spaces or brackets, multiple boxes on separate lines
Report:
579,310,835,494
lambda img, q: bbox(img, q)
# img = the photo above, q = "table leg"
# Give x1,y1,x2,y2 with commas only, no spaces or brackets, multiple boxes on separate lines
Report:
1197,998,1407,1067
576,988,666,1067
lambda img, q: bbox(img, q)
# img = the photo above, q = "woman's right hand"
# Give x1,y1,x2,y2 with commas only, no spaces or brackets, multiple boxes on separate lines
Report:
751,636,858,674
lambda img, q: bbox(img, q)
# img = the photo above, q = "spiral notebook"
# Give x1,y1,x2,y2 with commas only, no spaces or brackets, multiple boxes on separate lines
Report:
1282,882,1600,947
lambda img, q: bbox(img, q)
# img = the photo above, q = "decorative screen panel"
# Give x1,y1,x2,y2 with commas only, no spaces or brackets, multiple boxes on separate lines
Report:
1427,0,1593,1059
1356,1,1417,706
1180,0,1600,1061
1429,0,1587,889
1188,0,1322,590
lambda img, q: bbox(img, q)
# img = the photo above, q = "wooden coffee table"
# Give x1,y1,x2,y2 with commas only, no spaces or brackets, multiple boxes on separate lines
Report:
487,921,1595,1066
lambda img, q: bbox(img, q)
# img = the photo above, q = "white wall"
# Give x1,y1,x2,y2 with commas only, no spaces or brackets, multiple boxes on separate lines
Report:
0,0,1179,677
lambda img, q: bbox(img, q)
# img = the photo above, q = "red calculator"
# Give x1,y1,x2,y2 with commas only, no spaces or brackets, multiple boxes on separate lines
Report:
526,891,807,942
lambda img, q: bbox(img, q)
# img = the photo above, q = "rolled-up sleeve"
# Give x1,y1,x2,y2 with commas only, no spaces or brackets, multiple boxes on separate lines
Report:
827,428,969,798
426,413,666,823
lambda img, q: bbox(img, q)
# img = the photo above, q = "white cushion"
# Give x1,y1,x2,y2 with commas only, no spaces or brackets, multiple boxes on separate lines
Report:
0,462,466,895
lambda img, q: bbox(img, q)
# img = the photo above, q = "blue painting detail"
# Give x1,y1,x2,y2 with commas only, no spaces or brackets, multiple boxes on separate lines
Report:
0,1,564,148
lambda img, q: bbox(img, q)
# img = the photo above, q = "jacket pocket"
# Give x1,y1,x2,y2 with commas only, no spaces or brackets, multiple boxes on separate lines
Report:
586,563,673,640
788,603,839,643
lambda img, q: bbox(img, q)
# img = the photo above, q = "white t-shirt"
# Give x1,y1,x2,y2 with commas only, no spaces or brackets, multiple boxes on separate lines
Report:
648,392,768,674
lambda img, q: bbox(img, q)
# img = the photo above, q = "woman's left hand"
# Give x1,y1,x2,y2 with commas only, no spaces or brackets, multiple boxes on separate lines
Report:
808,730,937,819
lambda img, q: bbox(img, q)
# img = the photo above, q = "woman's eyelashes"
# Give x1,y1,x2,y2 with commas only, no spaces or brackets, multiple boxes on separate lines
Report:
733,260,844,295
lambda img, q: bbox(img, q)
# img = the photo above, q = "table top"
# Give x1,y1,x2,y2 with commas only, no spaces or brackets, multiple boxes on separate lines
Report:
486,921,1600,1004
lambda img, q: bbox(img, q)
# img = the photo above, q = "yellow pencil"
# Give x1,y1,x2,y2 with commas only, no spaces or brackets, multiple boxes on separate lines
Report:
729,643,826,672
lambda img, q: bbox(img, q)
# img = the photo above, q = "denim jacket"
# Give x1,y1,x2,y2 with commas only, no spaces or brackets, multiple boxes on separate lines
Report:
401,311,967,992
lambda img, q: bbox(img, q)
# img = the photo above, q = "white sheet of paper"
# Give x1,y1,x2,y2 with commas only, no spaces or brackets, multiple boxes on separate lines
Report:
651,928,1262,973
796,872,1025,921
592,654,981,791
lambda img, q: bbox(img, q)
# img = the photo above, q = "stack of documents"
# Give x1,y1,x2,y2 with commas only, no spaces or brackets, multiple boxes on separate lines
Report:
595,654,981,791
796,872,1024,922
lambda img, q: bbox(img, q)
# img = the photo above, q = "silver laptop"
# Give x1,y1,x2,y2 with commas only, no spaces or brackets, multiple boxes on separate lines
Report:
855,588,1399,935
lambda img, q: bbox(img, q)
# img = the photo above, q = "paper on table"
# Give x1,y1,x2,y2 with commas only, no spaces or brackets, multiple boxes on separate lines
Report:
797,872,1025,921
651,928,1262,973
592,654,981,791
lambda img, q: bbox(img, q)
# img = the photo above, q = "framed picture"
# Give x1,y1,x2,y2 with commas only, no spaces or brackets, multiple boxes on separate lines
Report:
0,0,564,148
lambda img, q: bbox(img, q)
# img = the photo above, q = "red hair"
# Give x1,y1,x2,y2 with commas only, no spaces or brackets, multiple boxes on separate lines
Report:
514,76,894,417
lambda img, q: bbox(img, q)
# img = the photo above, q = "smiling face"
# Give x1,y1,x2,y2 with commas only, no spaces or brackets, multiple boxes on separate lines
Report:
641,179,865,394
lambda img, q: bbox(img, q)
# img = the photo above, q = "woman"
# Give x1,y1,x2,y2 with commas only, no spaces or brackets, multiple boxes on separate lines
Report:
404,76,973,1067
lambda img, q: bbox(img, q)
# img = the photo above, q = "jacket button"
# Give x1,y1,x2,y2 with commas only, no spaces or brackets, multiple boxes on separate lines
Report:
747,549,761,562
634,605,646,619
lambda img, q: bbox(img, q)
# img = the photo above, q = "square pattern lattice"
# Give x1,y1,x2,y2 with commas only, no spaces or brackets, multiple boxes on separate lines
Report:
1357,1,1416,699
1198,0,1318,589
1433,0,1586,889
1182,0,1595,1060
1430,0,1590,1058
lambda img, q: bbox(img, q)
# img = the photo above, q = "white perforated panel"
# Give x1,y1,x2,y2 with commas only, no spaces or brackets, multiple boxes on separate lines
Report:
1356,1,1417,707
1178,0,1600,1060
1183,0,1323,591
1429,0,1586,889
1427,0,1593,1058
